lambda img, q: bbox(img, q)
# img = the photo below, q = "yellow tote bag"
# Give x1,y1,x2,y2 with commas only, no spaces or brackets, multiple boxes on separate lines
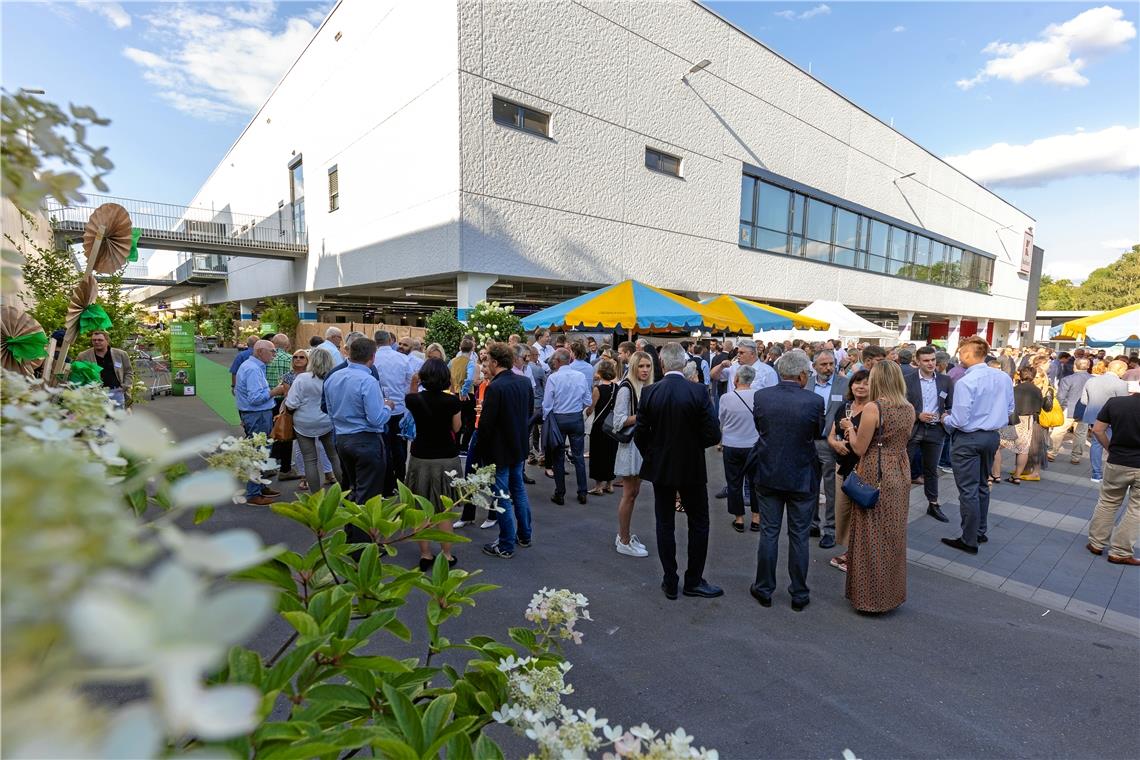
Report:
1038,387,1064,428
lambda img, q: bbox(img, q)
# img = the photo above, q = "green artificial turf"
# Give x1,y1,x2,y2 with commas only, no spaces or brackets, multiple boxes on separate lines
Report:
194,354,240,426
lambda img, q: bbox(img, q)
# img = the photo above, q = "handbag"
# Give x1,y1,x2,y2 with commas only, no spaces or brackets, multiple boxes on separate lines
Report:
542,414,565,451
604,379,637,444
399,411,417,441
1038,387,1064,428
271,407,294,442
841,402,882,511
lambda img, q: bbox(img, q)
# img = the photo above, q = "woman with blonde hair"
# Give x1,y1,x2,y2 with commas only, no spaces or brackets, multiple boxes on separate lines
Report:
611,350,654,557
842,360,914,613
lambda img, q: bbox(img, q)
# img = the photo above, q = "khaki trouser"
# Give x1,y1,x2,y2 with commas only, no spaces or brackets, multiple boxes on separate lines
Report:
1087,462,1140,560
835,473,853,547
1049,416,1087,458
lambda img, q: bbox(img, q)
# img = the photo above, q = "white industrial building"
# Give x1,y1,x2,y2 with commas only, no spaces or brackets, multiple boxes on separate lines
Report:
152,0,1041,350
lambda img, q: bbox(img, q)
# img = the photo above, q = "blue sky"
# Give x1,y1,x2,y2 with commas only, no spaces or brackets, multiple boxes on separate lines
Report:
2,0,1137,282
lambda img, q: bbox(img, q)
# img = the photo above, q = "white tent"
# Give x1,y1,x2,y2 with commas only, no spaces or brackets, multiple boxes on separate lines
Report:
754,300,897,343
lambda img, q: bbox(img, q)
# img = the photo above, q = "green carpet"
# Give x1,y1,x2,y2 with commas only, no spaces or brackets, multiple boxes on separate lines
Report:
194,354,240,426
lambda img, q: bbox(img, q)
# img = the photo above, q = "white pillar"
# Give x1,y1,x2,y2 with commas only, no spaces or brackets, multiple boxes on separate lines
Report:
898,310,915,343
456,274,497,321
946,316,962,357
1008,323,1021,349
976,317,990,345
298,293,317,323
239,300,255,320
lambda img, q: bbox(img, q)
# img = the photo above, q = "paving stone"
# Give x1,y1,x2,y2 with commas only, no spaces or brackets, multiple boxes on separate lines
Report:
1030,588,1072,610
1101,611,1140,637
970,570,1008,589
941,561,977,580
1000,579,1038,600
1065,597,1107,623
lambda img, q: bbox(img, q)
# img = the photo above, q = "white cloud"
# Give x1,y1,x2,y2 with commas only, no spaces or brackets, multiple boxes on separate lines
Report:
944,125,1140,188
122,2,333,121
1101,238,1136,250
1043,256,1118,282
957,6,1135,90
892,25,906,33
775,4,830,21
76,0,131,29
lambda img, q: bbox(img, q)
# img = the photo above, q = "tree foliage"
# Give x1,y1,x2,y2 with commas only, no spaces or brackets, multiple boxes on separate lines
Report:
259,297,300,341
1038,246,1139,310
9,212,78,332
425,307,465,357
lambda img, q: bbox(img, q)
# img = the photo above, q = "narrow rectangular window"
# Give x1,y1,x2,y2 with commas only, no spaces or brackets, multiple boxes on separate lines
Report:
492,96,550,137
645,147,682,177
328,165,339,212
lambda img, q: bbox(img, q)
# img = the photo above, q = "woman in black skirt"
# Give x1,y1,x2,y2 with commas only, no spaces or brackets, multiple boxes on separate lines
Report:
587,359,619,495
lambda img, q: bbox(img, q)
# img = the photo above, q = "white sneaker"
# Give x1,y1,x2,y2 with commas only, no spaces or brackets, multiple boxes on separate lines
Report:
1090,478,1102,484
453,519,470,529
479,518,498,529
939,466,953,474
615,538,648,557
629,534,647,552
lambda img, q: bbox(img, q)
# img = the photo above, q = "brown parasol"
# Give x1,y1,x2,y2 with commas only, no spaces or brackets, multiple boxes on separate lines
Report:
49,203,133,383
64,274,100,336
1,306,48,375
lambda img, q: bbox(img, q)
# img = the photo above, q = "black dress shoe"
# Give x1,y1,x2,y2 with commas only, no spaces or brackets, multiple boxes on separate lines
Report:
523,475,536,484
941,536,978,555
661,582,678,600
976,534,988,544
927,503,950,523
819,534,836,549
714,486,728,499
577,493,588,505
809,526,822,538
551,493,565,505
682,580,724,598
791,598,810,612
732,520,745,533
749,584,772,607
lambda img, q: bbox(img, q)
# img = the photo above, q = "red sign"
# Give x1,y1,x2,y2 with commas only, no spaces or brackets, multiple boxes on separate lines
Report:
1020,228,1034,274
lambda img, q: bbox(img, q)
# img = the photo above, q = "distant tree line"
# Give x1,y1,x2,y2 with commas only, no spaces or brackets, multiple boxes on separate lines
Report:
1038,245,1139,310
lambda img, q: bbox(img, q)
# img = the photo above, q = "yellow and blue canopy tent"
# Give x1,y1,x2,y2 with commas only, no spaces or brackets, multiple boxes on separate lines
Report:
520,279,752,333
1052,303,1140,348
699,294,830,332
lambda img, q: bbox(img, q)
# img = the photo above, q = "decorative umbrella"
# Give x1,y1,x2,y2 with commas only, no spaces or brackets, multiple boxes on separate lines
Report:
1055,303,1140,347
699,295,830,332
520,280,752,333
0,306,49,375
84,203,133,274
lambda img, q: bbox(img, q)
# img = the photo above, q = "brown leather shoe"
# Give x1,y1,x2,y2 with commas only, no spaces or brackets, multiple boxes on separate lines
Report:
1107,555,1140,566
1086,543,1103,556
247,495,275,506
261,487,281,497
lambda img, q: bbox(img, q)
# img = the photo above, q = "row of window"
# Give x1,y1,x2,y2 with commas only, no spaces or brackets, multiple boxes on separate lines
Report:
739,176,995,292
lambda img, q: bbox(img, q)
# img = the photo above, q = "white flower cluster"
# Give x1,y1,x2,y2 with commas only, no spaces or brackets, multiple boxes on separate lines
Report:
526,587,592,645
1,369,124,462
449,464,506,513
204,433,275,497
468,299,519,346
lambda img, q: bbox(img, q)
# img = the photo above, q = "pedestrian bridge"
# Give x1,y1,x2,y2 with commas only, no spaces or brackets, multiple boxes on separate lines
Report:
45,193,307,261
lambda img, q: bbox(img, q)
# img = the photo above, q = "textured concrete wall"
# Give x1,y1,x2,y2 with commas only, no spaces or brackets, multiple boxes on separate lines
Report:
456,0,1033,321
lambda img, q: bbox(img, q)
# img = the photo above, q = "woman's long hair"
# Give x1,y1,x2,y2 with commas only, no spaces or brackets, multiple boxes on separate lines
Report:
868,360,907,405
624,350,655,398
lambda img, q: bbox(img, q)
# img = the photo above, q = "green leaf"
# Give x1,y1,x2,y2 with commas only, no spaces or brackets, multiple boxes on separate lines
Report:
508,627,538,651
227,646,263,686
414,528,464,543
339,655,411,674
421,693,457,748
305,683,372,710
446,733,475,760
382,683,423,753
193,505,214,524
253,720,318,743
371,740,420,760
232,559,299,594
264,638,327,692
282,611,320,637
318,484,342,527
473,734,505,760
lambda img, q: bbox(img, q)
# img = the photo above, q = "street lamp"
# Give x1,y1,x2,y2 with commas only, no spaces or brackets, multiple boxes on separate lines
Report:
682,59,711,82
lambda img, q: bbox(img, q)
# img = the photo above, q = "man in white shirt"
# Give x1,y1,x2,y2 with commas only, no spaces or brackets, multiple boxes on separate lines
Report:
543,348,591,504
710,338,777,391
316,327,347,368
532,328,555,366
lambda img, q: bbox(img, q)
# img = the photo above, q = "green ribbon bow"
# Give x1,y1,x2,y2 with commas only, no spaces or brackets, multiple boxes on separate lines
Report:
79,304,113,335
69,360,102,386
3,330,49,361
129,227,141,262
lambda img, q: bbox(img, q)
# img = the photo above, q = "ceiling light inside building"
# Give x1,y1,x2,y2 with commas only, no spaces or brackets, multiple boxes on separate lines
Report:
392,300,419,305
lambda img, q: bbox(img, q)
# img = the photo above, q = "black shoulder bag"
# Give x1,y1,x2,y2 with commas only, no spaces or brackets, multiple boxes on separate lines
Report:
604,380,637,444
841,401,883,510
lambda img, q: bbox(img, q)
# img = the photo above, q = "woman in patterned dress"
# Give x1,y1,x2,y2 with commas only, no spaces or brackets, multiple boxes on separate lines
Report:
843,360,915,614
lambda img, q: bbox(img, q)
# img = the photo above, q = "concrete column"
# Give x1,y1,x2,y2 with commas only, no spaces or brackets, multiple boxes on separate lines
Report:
898,310,915,343
946,316,962,357
456,274,497,321
298,293,317,322
239,300,255,320
1007,323,1022,349
976,317,990,344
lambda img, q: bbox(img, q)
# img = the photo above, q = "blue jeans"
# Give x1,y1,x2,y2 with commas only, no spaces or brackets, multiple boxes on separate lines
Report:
1090,429,1110,479
240,409,273,498
949,429,999,546
939,437,952,468
551,412,587,497
494,461,532,553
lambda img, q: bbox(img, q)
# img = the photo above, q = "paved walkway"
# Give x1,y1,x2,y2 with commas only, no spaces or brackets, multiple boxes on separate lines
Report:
904,453,1139,637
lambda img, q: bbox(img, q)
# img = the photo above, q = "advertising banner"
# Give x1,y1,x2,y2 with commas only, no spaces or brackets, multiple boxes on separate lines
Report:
169,321,197,396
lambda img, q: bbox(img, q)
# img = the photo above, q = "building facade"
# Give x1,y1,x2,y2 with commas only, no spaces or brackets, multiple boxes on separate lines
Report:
174,0,1041,349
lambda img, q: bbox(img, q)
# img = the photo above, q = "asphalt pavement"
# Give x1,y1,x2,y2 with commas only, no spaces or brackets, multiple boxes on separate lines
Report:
140,365,1140,759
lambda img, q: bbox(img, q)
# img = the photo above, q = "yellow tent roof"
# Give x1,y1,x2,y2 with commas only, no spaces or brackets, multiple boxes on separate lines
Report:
702,295,831,331
1055,302,1140,340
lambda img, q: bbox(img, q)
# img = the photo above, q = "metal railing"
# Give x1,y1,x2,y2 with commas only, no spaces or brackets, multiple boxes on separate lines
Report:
44,193,308,254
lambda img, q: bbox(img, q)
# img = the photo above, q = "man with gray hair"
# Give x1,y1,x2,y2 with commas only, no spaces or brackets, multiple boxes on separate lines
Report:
749,349,824,611
808,349,848,548
1054,357,1093,464
543,348,592,504
711,338,778,391
634,342,723,600
317,326,346,368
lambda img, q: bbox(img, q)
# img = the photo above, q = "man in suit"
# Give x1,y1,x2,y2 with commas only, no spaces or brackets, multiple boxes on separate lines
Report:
477,342,534,559
635,343,723,600
77,329,134,409
906,345,954,522
750,350,825,611
1053,357,1093,464
808,350,848,548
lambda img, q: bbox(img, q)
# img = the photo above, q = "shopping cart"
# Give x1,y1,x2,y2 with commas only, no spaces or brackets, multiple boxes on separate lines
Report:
135,350,172,399
195,335,219,353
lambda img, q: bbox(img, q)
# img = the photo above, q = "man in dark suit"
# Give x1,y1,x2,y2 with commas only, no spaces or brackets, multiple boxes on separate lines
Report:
750,350,825,612
906,345,954,522
808,350,849,548
635,342,723,600
897,347,918,380
477,342,534,559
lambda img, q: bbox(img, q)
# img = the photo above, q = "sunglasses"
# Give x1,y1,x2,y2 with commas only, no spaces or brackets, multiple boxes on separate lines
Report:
292,354,307,359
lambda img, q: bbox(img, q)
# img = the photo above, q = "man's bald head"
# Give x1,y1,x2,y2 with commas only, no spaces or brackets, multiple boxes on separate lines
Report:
1107,359,1128,377
272,333,290,350
253,340,276,363
246,335,258,348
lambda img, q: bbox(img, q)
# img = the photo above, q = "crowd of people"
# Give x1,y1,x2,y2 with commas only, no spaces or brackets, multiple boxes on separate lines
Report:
229,325,1140,613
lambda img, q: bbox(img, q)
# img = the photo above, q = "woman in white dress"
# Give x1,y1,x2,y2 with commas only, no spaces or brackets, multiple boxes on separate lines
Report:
612,350,654,558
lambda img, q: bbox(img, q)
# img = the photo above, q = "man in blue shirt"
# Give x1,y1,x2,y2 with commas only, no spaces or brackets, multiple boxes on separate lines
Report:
808,350,848,549
940,336,1015,554
234,340,285,505
323,337,392,537
229,335,258,392
373,330,414,495
543,348,592,504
